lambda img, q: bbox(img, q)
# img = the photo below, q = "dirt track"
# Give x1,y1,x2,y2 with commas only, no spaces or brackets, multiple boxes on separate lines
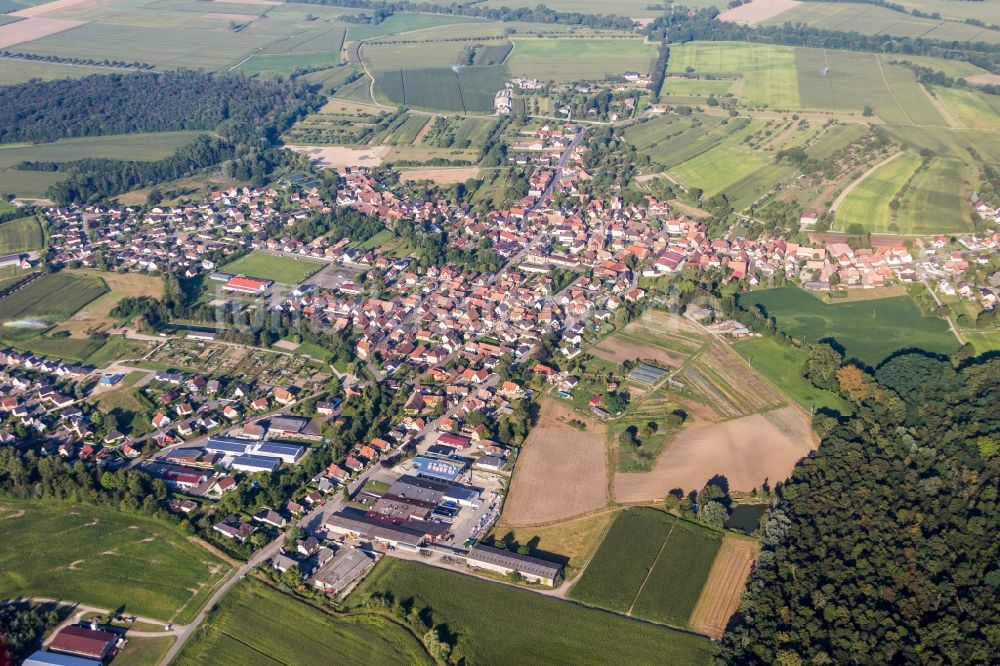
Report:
614,407,812,501
689,535,759,638
503,401,608,526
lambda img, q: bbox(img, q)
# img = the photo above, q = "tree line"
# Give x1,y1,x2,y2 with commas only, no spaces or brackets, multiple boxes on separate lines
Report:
287,0,636,30
648,6,1000,73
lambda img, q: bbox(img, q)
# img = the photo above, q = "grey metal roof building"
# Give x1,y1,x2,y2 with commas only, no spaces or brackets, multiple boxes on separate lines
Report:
254,441,305,463
231,454,281,473
324,509,428,546
466,544,564,585
627,363,668,385
23,652,101,666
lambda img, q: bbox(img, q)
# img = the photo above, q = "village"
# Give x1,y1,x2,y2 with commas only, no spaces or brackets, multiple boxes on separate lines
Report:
5,118,1000,666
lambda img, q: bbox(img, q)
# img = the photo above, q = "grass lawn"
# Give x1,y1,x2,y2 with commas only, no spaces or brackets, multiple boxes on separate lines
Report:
738,286,958,365
112,635,175,666
568,508,675,613
175,578,431,666
221,252,324,285
630,519,723,628
351,558,712,665
732,337,853,414
0,500,230,623
962,330,1000,354
84,336,152,368
0,216,44,254
493,509,618,581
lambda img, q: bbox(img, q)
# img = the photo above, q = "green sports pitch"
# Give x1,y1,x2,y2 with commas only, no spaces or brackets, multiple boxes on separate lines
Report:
221,252,324,285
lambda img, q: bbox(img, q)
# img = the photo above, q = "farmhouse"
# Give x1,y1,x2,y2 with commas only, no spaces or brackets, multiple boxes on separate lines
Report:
465,544,564,586
48,625,119,662
223,275,272,294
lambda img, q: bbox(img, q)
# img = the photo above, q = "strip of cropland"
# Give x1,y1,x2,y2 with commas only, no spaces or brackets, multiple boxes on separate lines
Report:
350,558,712,665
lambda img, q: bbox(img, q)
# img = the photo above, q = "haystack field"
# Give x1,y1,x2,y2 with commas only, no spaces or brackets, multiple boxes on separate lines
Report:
502,400,608,526
614,406,812,502
689,535,760,639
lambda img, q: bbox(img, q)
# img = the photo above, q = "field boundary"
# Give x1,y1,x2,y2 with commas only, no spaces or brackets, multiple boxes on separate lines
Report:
626,519,677,616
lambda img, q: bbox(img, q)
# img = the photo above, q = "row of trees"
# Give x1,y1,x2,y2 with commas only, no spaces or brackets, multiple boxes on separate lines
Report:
288,0,635,30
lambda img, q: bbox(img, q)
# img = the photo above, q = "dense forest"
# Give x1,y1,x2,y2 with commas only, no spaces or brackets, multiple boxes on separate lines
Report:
719,352,1000,664
0,602,59,664
0,71,316,144
0,71,322,203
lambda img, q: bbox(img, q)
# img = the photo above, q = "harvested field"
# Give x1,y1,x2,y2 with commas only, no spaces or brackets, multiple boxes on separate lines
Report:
688,535,759,639
502,399,608,526
203,12,249,19
968,73,1000,86
398,167,480,183
614,407,813,502
719,0,799,25
285,144,389,168
493,509,618,581
9,0,92,17
591,337,685,368
0,17,82,48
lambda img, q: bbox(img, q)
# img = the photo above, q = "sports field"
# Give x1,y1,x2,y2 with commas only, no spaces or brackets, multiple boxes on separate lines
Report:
0,272,107,337
351,558,712,665
0,500,230,623
175,578,430,666
738,287,958,364
221,252,324,284
508,37,657,81
0,216,43,254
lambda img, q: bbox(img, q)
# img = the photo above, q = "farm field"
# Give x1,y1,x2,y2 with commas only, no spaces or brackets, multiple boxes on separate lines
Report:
351,558,713,665
688,535,760,639
630,519,724,628
568,508,675,614
732,336,853,414
931,86,1000,131
667,42,799,109
508,37,657,81
614,407,813,502
175,578,431,666
833,151,922,233
0,500,230,623
760,2,1000,45
892,158,971,234
374,64,508,113
0,131,208,198
737,286,958,364
889,0,1000,22
502,399,608,526
0,271,107,339
0,215,43,254
0,58,121,85
221,252,324,284
48,268,164,340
